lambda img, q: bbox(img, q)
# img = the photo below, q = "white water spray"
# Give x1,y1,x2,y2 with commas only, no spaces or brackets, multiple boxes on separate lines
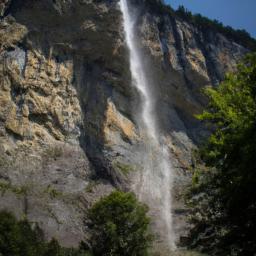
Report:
119,0,176,250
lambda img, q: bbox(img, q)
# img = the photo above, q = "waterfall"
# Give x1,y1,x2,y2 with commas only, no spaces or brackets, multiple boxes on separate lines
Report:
119,0,176,250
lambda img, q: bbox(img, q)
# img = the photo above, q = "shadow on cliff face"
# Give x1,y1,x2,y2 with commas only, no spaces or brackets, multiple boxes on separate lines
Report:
130,1,207,152
1,0,248,249
133,0,247,158
6,0,136,187
6,0,208,189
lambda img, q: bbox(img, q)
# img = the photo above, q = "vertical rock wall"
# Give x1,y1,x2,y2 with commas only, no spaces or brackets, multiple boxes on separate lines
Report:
0,0,249,247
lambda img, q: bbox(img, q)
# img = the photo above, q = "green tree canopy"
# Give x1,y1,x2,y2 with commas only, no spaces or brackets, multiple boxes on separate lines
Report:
0,211,89,256
0,211,45,256
190,53,256,255
87,191,152,256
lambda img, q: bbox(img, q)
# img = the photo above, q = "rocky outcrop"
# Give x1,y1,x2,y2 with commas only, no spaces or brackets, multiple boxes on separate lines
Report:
0,0,122,245
0,0,248,247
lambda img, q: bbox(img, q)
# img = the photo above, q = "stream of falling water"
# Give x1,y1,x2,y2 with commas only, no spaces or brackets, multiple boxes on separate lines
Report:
119,0,176,250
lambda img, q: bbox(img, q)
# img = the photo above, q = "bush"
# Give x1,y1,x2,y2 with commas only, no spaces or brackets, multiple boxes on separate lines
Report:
87,191,153,256
0,211,45,256
0,211,88,256
0,191,152,256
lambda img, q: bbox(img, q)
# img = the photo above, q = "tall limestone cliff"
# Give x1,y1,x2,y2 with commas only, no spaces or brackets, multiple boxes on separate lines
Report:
0,0,249,247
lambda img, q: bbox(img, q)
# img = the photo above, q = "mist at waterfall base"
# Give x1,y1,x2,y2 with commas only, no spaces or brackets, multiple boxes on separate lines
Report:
119,0,176,251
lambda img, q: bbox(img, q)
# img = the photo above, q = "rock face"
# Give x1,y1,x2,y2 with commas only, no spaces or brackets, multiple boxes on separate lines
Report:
0,0,248,247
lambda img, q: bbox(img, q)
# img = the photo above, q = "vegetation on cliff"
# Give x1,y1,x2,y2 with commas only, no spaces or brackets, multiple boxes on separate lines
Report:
0,211,89,256
146,1,256,51
175,6,256,51
188,53,256,255
0,191,152,256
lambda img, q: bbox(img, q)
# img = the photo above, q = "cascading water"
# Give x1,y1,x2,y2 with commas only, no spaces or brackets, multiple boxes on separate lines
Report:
119,0,176,250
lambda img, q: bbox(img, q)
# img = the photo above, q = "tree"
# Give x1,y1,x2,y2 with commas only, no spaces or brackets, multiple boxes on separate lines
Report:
0,211,45,256
189,53,256,255
87,191,152,256
0,211,89,256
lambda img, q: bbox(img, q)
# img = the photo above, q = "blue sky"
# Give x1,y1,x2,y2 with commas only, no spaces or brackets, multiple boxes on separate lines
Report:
165,0,256,38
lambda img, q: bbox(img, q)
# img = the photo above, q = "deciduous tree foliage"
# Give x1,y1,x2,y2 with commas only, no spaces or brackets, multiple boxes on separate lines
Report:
190,53,256,255
0,211,89,256
87,191,152,256
0,191,152,256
